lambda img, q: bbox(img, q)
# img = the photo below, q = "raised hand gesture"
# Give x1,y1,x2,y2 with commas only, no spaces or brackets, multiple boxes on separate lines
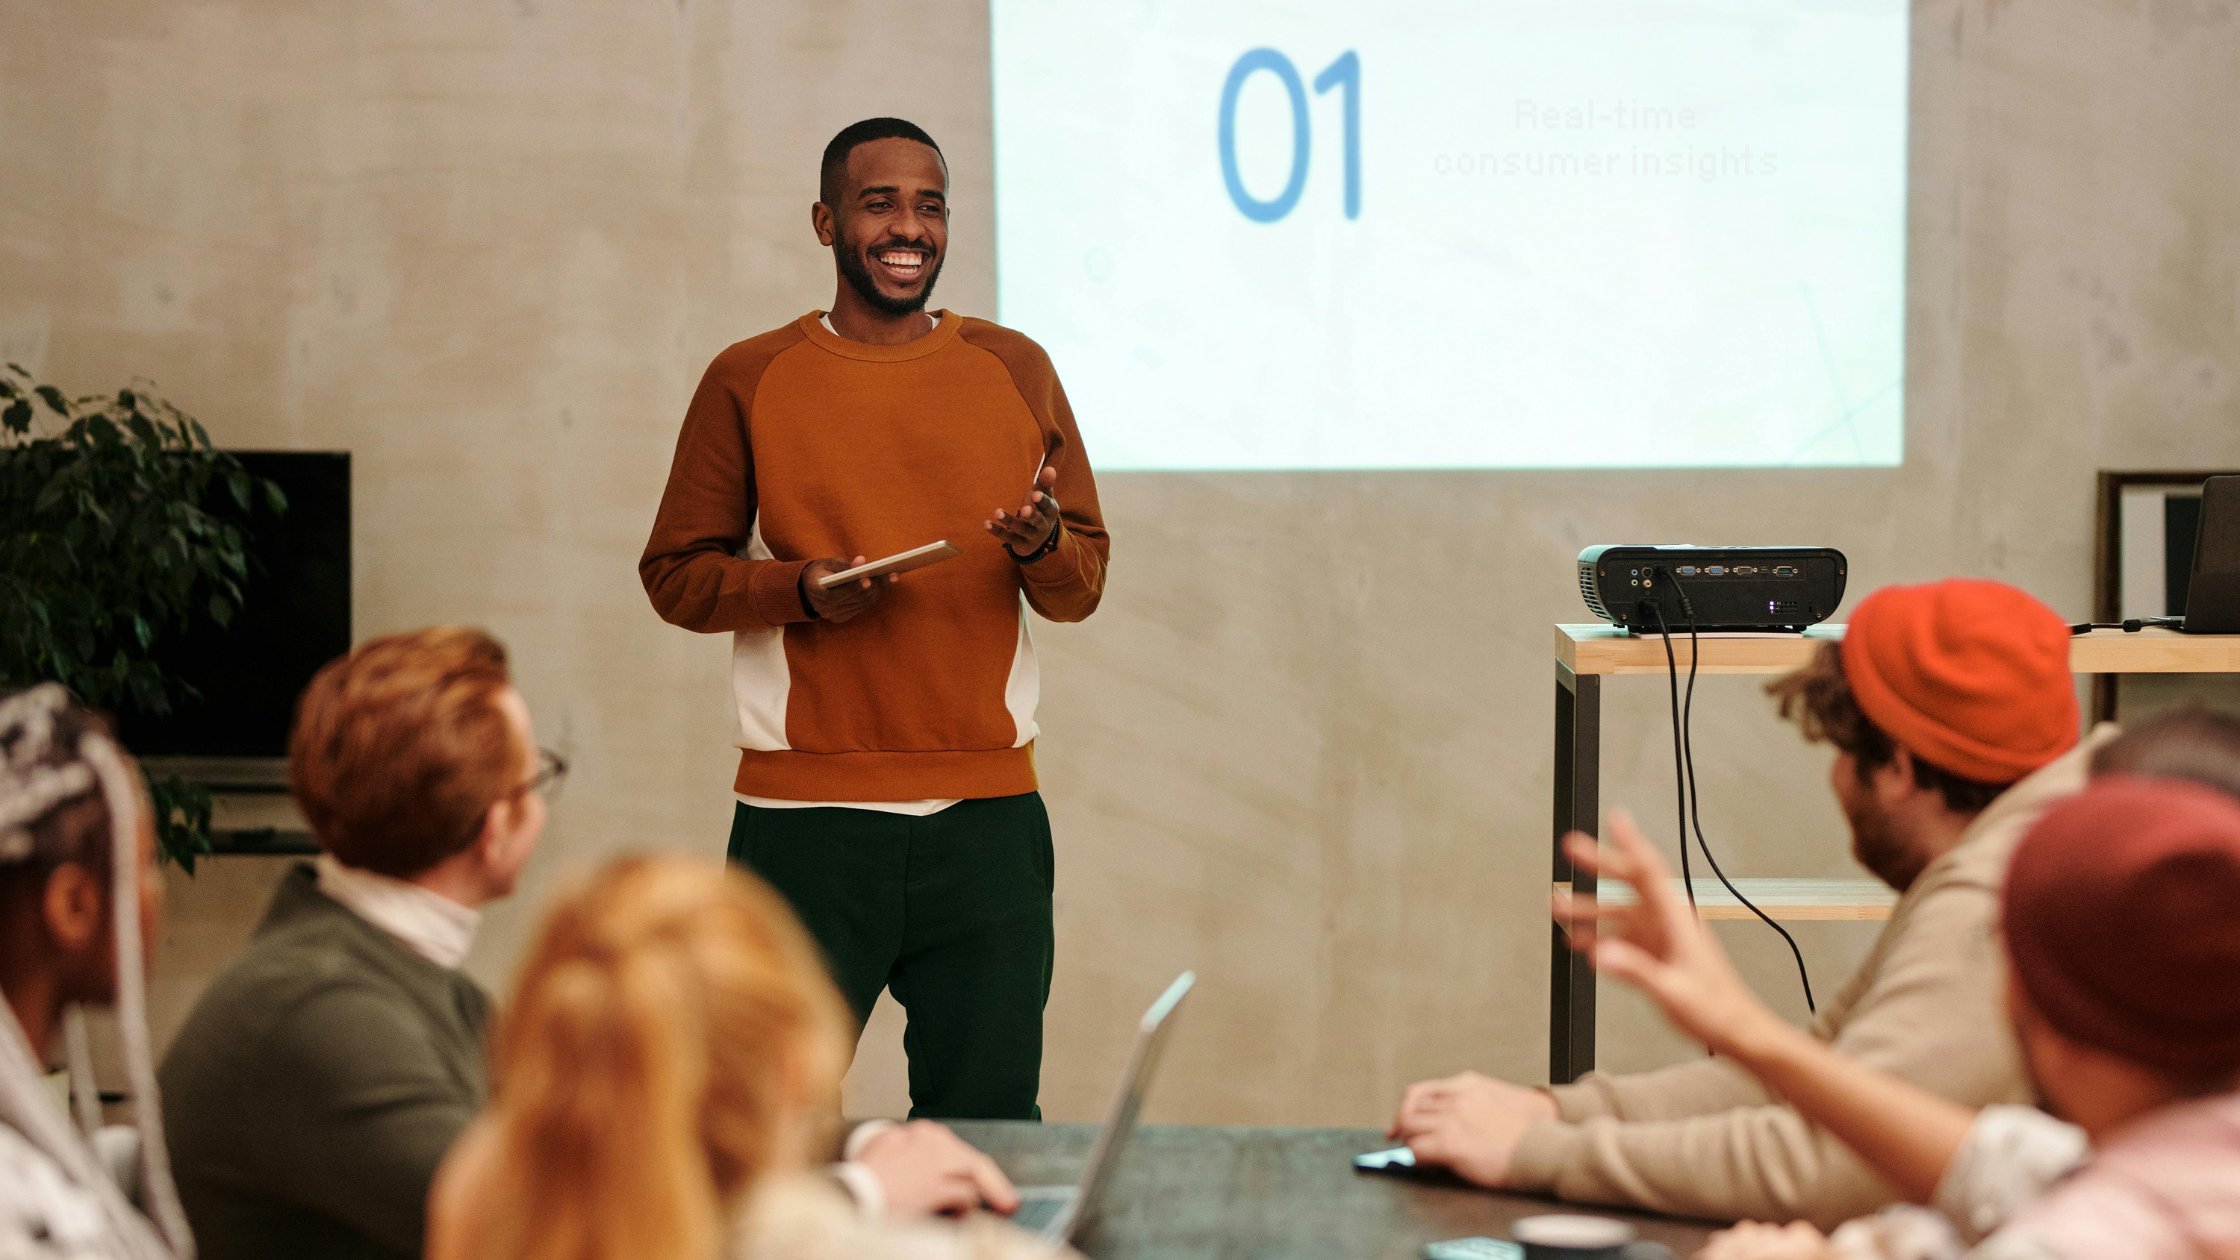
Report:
1550,809,1781,1058
987,463,1061,558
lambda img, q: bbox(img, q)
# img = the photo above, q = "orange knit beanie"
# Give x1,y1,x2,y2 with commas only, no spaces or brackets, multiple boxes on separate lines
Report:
1839,579,2078,784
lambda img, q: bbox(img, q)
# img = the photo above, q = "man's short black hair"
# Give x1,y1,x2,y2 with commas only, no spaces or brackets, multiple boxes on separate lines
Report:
819,117,944,206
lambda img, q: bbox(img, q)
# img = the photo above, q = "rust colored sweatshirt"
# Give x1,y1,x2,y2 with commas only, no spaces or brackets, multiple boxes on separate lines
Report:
640,312,1108,801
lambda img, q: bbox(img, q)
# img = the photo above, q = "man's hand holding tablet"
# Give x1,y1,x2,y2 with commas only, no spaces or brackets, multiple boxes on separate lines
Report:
799,543,965,622
799,554,891,622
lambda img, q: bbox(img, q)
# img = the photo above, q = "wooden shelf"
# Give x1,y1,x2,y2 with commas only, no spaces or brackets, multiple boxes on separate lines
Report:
1558,624,2240,679
1552,877,1895,922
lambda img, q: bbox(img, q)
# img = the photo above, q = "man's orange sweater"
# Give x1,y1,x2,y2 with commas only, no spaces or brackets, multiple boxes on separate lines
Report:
640,311,1108,801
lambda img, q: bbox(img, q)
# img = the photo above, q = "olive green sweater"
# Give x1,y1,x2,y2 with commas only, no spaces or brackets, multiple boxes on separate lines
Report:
159,863,491,1260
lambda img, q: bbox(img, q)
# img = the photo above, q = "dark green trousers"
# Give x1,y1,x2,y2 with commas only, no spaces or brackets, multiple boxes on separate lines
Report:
727,792,1054,1120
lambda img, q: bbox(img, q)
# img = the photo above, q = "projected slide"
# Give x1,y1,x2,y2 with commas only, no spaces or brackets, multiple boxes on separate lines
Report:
990,1,1908,470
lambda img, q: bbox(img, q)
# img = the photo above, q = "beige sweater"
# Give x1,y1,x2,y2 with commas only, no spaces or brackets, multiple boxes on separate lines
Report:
1506,729,2114,1230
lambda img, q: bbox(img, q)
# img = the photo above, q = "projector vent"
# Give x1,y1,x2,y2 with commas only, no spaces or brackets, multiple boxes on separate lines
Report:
1578,561,1611,620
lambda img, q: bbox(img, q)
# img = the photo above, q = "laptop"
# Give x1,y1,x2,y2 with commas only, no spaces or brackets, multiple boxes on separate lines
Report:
2180,475,2240,634
1010,971,1196,1243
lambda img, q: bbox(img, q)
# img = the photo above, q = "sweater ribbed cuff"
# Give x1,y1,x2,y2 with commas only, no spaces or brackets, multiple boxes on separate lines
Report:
1505,1117,1579,1193
1018,523,1079,580
830,1160,886,1219
748,558,818,626
1548,1077,1610,1123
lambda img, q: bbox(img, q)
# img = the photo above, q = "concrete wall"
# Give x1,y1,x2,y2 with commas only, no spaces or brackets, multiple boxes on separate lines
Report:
6,0,2237,1126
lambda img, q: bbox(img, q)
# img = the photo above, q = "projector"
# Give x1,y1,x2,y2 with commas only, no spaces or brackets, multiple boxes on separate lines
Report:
1579,546,1848,632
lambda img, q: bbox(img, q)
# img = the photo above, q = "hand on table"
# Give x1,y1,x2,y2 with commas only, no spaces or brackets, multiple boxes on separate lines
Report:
986,464,1061,558
1549,809,1783,1059
800,555,896,623
1386,1071,1558,1187
854,1119,1020,1219
1695,1221,1836,1260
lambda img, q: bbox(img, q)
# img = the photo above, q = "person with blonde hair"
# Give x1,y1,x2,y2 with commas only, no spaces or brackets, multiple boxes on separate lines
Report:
427,855,1069,1260
0,685,193,1259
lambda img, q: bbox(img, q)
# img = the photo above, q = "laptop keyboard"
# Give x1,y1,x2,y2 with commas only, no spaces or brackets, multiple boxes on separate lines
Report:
1012,1192,1073,1232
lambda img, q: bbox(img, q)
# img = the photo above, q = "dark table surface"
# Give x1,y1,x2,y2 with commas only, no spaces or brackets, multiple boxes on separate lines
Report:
951,1122,1719,1260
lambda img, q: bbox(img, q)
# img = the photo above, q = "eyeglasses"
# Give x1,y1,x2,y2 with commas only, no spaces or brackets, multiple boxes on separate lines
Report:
452,748,569,849
521,747,569,804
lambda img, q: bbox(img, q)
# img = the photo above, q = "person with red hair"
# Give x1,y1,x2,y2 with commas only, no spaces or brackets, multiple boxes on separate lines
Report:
159,628,1013,1260
159,628,556,1260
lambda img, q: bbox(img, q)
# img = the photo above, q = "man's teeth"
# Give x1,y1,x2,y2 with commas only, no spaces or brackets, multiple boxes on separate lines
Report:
879,252,924,268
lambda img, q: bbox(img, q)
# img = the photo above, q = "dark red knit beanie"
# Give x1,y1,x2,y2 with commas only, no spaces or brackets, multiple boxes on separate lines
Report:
2004,776,2240,1077
1840,580,2079,785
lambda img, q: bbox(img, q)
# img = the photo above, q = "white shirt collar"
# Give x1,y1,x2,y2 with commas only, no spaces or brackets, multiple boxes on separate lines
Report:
819,311,940,336
314,855,480,970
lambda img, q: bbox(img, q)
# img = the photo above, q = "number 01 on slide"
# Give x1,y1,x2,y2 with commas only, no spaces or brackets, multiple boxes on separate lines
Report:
989,0,1908,473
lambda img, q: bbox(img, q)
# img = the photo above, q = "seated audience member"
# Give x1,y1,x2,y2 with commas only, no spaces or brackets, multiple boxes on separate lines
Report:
1561,776,2240,1260
0,686,192,1259
159,628,551,1259
2089,703,2240,799
160,628,1006,1260
1392,580,2103,1227
426,855,1064,1260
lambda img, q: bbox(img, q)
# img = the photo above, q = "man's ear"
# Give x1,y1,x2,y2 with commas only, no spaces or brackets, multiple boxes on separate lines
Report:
811,201,836,248
1880,745,1925,803
42,862,105,953
470,796,517,871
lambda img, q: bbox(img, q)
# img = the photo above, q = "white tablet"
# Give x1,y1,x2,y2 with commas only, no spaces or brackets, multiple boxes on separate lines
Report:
814,541,962,589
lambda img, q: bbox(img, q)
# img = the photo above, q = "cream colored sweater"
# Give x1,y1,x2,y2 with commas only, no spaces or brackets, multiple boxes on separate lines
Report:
1505,729,2114,1230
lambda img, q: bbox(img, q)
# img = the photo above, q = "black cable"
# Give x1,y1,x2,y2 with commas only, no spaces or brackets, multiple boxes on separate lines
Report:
1642,600,1698,916
1649,570,1818,1014
2067,617,2182,636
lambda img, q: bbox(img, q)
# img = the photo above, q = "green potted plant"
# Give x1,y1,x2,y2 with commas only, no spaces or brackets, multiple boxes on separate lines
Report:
0,363,285,870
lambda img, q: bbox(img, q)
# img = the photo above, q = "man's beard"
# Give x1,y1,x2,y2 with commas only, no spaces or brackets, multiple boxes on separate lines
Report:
837,240,944,316
1846,798,1924,892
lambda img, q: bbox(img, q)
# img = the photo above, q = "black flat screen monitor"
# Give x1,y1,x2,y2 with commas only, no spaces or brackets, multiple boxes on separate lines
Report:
119,451,351,759
2183,475,2240,634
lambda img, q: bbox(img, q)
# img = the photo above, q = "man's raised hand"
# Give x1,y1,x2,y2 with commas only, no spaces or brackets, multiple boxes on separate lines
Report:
1549,809,1777,1058
987,463,1061,558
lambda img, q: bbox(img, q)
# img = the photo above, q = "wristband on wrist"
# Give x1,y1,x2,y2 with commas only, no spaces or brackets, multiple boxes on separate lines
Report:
1010,522,1062,564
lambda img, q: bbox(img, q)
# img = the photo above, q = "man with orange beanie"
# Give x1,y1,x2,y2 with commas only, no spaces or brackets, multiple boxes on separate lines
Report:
1570,773,2240,1260
1389,580,2106,1228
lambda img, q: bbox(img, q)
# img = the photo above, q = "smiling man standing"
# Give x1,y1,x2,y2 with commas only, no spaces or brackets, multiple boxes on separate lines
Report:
640,118,1108,1121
